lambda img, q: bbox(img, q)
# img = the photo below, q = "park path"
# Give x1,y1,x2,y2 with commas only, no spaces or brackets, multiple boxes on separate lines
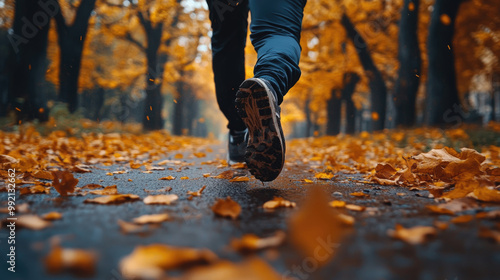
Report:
1,136,499,280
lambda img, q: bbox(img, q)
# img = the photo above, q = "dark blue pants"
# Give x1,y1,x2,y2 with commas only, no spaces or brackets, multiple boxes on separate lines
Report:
207,0,306,131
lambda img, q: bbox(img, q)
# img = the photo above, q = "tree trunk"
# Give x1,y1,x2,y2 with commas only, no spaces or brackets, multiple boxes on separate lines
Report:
143,50,164,130
58,41,83,112
341,13,387,131
54,0,96,113
425,0,463,126
342,72,360,134
172,80,185,136
7,0,51,121
326,89,342,135
394,0,421,127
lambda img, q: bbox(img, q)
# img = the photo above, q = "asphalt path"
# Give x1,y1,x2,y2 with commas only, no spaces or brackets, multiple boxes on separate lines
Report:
1,143,499,280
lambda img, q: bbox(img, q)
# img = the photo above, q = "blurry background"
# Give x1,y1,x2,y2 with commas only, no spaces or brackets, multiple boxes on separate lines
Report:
0,0,499,138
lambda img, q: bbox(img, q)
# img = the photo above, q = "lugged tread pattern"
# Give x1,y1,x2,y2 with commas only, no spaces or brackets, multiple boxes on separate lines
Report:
235,78,285,182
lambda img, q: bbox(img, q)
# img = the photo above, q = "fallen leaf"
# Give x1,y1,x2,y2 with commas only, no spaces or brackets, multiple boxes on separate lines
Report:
81,184,104,190
146,166,165,171
374,163,398,179
43,212,63,220
212,197,241,219
179,258,281,280
338,213,355,226
288,187,349,267
89,185,117,195
476,210,500,220
478,227,500,243
84,194,140,204
118,219,148,234
387,224,436,245
263,197,296,209
20,185,51,195
471,186,500,203
119,244,217,279
230,162,246,169
214,170,234,179
51,171,78,196
315,172,336,180
0,154,18,164
345,204,365,211
229,176,250,182
132,213,170,224
329,200,346,208
181,176,190,180
44,246,96,276
144,194,179,205
159,176,176,180
193,152,206,158
450,215,473,224
426,205,455,215
303,179,313,183
350,191,369,197
231,231,286,253
187,186,206,197
16,215,52,230
32,170,54,180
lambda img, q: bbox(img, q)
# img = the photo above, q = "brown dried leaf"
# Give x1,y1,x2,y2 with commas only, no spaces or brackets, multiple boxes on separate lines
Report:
374,163,398,179
345,204,365,212
329,200,346,208
229,176,250,182
32,170,54,180
81,184,104,190
143,194,179,205
450,215,473,224
263,197,296,209
132,213,170,224
350,191,369,197
231,231,286,253
214,170,234,179
118,219,148,234
478,227,500,243
119,244,217,279
159,176,176,180
315,172,336,180
84,194,140,204
387,224,436,245
51,171,78,196
288,187,349,267
17,215,52,230
44,246,96,277
187,186,206,197
43,212,63,220
89,185,117,195
179,258,281,280
212,197,241,219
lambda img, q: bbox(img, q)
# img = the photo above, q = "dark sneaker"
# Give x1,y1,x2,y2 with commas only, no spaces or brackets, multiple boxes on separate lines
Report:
228,128,248,165
235,78,286,181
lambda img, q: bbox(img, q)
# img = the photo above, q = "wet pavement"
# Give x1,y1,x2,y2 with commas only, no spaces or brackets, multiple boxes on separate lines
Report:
1,143,499,280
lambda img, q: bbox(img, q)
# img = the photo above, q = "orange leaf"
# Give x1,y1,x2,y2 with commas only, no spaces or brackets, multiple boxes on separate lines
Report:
387,224,436,245
84,194,140,204
51,171,78,196
212,197,241,219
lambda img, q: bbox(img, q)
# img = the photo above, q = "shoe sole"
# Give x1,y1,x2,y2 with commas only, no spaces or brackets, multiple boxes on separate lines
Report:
235,78,285,182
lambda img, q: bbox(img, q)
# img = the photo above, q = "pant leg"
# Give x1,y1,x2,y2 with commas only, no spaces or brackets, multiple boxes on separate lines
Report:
206,0,249,131
249,0,307,104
